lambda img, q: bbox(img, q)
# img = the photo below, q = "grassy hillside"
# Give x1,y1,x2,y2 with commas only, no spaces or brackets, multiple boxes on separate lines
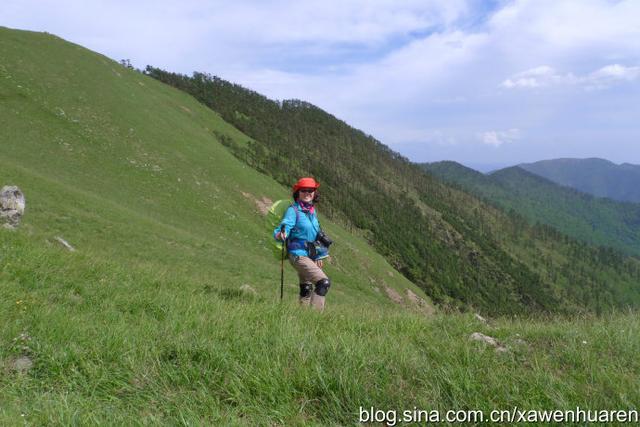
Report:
2,27,640,425
520,158,640,203
145,67,640,315
0,27,425,311
423,161,640,257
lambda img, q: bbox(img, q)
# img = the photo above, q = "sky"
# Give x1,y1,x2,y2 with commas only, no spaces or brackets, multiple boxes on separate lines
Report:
2,0,639,169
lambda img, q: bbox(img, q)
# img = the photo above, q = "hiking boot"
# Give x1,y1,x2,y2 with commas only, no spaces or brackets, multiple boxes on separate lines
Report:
299,295,311,306
310,294,325,311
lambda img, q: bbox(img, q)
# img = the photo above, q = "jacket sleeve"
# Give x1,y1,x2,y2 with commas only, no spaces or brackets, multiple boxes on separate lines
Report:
273,206,296,240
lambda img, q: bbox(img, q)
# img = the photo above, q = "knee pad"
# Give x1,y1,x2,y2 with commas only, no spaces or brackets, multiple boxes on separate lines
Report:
314,278,331,296
299,283,313,298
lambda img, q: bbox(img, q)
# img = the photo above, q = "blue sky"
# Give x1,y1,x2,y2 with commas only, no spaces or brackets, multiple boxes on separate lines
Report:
2,0,639,169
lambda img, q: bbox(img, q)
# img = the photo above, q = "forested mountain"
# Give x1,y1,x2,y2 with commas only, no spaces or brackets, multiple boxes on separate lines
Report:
145,67,640,315
520,158,640,203
423,161,640,257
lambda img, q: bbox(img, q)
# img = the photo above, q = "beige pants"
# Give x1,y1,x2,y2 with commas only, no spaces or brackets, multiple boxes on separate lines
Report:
289,255,328,310
289,255,328,284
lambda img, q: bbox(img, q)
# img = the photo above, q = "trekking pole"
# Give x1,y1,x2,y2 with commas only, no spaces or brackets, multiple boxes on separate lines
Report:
280,225,286,301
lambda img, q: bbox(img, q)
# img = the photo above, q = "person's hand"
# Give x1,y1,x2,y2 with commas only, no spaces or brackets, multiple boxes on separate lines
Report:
315,259,324,268
276,231,286,241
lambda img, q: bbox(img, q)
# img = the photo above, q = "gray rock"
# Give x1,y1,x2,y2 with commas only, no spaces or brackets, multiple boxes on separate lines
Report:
0,186,25,229
11,356,33,373
470,332,498,346
512,338,527,346
54,236,76,252
239,284,257,296
406,289,435,315
474,313,487,323
470,332,508,353
384,285,403,304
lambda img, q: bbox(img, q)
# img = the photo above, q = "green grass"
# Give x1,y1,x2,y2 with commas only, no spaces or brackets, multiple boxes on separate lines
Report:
2,231,639,425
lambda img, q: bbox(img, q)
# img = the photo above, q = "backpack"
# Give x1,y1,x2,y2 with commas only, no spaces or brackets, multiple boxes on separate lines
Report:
266,199,292,260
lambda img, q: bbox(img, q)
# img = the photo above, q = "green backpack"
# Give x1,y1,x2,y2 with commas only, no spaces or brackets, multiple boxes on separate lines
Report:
266,199,292,260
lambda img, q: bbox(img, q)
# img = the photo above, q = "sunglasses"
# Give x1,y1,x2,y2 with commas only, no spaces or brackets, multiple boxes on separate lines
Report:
299,188,316,193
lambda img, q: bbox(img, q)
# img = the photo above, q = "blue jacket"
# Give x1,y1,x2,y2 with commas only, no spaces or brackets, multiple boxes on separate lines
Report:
273,201,320,257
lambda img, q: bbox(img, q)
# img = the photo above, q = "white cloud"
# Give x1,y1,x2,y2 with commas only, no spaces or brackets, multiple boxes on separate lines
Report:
502,64,640,90
228,0,469,45
592,64,640,80
586,64,640,89
227,29,489,123
479,129,521,147
488,0,640,58
501,66,576,88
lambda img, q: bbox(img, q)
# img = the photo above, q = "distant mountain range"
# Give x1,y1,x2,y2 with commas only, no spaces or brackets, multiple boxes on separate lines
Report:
519,158,640,203
422,161,640,257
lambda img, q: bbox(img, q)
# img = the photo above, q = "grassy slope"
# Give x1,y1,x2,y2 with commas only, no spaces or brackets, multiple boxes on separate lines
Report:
0,27,422,309
1,28,640,424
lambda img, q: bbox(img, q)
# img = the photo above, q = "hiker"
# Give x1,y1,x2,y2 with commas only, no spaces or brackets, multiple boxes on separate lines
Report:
274,177,332,311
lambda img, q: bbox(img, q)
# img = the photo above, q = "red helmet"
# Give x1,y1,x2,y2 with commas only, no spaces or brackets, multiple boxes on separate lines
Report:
292,177,320,193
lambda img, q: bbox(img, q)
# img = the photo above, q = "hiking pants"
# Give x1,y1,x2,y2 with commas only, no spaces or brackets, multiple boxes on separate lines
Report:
288,255,328,284
289,255,329,310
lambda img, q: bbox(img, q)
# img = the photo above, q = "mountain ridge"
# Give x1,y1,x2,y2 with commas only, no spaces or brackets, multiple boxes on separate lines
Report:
423,160,640,257
519,157,640,203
